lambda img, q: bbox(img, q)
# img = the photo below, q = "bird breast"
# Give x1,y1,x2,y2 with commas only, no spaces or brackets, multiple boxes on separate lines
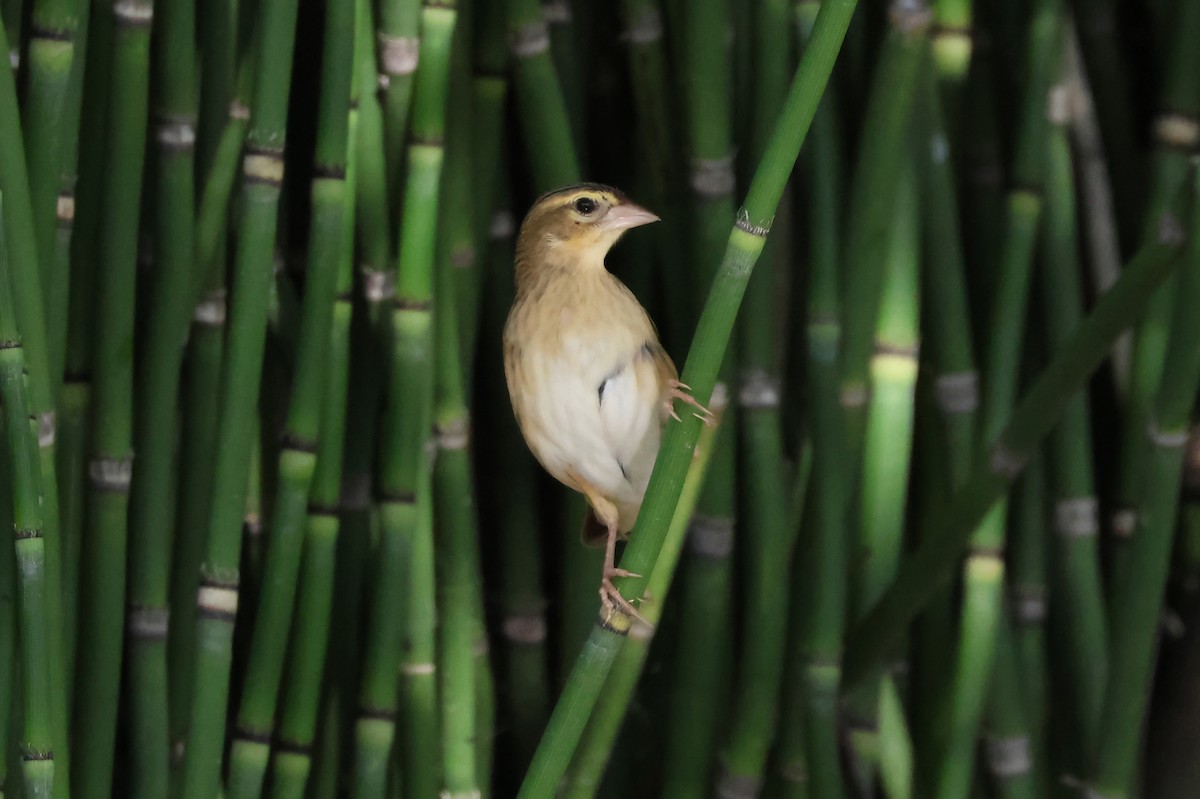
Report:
504,271,665,511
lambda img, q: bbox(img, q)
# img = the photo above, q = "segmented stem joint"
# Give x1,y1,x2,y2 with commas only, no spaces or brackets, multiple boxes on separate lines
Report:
378,34,419,77
127,606,170,640
687,514,734,559
622,6,662,44
690,155,736,198
89,456,134,491
738,369,780,409
511,22,550,58
1054,497,1098,538
985,734,1032,778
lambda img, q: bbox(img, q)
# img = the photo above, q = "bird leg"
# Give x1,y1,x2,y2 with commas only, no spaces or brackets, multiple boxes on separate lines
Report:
599,519,648,624
578,484,648,623
665,378,717,427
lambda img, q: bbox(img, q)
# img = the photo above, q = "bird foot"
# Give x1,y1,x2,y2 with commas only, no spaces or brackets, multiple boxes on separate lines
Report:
665,379,716,427
600,571,649,625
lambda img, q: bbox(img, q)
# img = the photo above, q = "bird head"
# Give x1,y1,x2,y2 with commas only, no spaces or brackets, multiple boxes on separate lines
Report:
514,184,660,284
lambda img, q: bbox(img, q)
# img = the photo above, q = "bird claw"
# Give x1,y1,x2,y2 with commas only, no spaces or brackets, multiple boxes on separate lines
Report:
600,577,650,625
665,379,716,427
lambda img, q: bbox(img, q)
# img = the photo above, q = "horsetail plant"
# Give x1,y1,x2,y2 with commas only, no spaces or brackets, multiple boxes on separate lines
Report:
0,192,55,798
660,0,739,790
1091,169,1200,799
123,0,196,788
224,0,354,791
269,94,359,799
72,0,153,792
356,1,455,795
179,0,304,787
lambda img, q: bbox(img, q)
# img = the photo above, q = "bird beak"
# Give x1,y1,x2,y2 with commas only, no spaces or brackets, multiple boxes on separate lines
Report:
602,203,660,231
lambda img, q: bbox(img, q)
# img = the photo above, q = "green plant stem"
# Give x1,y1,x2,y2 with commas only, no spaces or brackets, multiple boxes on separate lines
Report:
844,218,1189,685
0,195,55,797
72,0,153,793
269,115,358,798
846,160,921,787
931,4,1060,795
1112,0,1200,574
1089,171,1200,799
0,10,70,788
660,433,735,798
716,0,793,785
659,0,738,791
506,0,580,188
838,2,929,454
225,0,354,793
178,0,304,788
377,0,420,213
1038,117,1107,760
561,414,725,799
122,0,196,790
516,1,859,792
350,0,390,326
434,225,486,799
356,3,455,796
22,0,84,388
617,0,690,348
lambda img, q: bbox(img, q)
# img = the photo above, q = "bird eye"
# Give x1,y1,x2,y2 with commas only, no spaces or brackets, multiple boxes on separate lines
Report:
574,197,597,215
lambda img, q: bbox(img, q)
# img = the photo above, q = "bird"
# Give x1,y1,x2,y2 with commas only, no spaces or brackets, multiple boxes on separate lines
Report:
503,183,713,621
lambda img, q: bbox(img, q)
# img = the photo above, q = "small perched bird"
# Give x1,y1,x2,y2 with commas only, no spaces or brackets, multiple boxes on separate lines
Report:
504,184,712,619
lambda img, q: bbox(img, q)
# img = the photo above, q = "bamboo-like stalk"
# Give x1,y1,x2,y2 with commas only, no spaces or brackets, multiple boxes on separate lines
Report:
930,3,1060,795
838,1,929,454
167,261,226,779
71,0,153,792
121,0,196,789
797,122,852,799
22,0,85,389
376,0,420,211
0,443,12,799
715,0,793,790
1089,172,1200,799
475,196,551,767
168,56,248,782
562,411,725,798
225,0,354,792
617,0,691,349
775,7,838,795
1069,0,1141,245
356,2,456,795
433,165,488,799
0,10,70,789
350,0,390,326
0,194,55,798
178,0,305,788
659,0,739,790
517,2,859,792
269,105,358,799
844,217,1190,684
506,0,580,188
911,53,978,776
543,0,585,147
463,0,507,376
431,16,493,791
660,458,735,796
930,0,971,129
845,159,921,788
1112,0,1200,576
1037,110,1107,760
